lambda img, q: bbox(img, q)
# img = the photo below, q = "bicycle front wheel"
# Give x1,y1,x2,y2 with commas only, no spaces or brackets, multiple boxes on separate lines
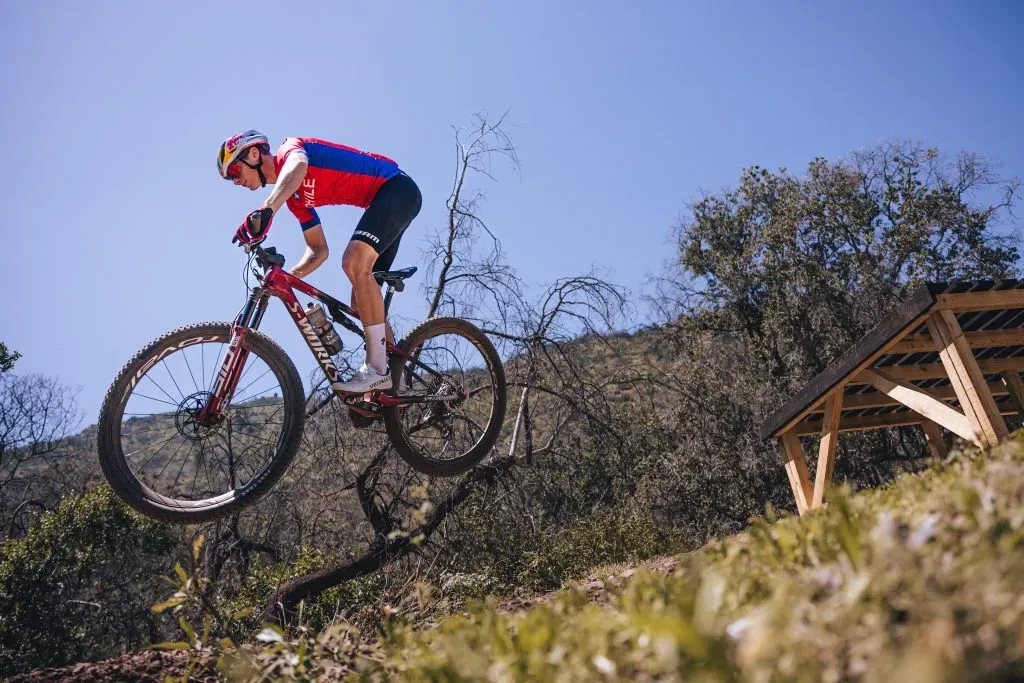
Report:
383,317,507,476
97,322,305,523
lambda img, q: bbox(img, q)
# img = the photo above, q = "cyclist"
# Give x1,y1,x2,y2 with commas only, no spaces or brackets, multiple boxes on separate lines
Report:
217,130,422,394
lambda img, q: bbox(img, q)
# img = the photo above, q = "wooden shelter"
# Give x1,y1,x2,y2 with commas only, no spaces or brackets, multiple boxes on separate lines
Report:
759,280,1024,515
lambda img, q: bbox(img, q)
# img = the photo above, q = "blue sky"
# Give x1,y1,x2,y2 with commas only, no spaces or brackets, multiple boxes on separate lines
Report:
1,0,1022,425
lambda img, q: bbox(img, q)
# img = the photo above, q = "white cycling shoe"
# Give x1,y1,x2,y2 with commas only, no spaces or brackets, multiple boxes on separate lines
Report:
332,364,392,393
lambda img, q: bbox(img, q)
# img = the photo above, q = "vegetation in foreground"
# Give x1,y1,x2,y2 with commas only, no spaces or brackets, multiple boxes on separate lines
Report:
218,434,1024,682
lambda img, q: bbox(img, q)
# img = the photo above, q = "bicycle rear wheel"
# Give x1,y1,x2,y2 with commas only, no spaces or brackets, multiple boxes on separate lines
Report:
97,322,305,523
383,317,507,476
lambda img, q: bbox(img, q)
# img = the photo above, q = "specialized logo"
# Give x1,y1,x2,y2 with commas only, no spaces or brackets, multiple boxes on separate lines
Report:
354,230,379,244
212,332,246,396
287,301,339,382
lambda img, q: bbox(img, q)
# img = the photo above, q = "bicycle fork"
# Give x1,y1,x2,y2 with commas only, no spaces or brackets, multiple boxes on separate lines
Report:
200,327,250,421
197,290,272,423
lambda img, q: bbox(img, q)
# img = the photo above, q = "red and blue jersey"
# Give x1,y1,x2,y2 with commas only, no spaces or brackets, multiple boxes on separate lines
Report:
274,137,402,230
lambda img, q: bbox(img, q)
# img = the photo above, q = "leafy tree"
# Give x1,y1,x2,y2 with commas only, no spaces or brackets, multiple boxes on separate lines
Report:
666,141,1020,390
0,344,19,374
646,141,1021,524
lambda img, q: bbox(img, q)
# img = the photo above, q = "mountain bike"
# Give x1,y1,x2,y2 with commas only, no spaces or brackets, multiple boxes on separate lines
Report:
97,243,507,523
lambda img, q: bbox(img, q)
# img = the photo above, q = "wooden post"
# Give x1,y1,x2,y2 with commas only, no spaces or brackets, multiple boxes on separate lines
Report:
1000,371,1024,417
920,421,949,461
928,310,1008,447
779,431,813,515
812,388,842,508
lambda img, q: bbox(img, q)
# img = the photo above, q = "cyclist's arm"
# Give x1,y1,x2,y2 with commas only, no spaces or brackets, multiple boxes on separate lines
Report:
262,150,309,214
290,224,329,279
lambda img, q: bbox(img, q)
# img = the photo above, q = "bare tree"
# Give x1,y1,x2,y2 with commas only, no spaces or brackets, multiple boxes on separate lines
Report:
0,372,83,538
423,111,523,327
256,113,631,621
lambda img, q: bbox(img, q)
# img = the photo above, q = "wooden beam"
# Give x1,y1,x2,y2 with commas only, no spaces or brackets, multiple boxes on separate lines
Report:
889,329,1024,354
929,310,1008,447
860,369,978,444
851,356,1024,383
920,421,949,461
936,290,1024,312
763,286,938,441
779,432,812,515
812,389,842,508
1000,371,1024,416
836,381,1007,411
793,405,1018,436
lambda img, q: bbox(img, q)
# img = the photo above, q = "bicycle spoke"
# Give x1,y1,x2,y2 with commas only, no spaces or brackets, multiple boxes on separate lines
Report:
450,412,486,435
182,349,201,395
126,433,178,461
229,428,281,449
121,426,176,438
193,440,210,500
162,359,187,402
206,344,225,394
144,374,180,406
170,440,198,494
233,352,262,393
150,437,190,485
208,432,233,483
466,385,492,399
233,368,275,403
131,392,178,408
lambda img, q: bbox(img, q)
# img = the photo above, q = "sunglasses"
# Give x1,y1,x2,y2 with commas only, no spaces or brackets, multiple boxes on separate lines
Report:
226,161,243,180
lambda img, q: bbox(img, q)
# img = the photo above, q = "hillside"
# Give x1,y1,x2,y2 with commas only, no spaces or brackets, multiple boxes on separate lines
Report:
10,431,1024,682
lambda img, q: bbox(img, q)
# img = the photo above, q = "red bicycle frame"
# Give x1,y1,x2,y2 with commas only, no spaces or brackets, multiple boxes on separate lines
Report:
203,245,423,420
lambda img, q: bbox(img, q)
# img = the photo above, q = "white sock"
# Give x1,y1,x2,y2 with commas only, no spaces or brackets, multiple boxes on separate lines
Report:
364,323,387,375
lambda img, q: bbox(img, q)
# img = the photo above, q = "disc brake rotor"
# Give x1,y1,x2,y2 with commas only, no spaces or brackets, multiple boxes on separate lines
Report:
175,391,226,441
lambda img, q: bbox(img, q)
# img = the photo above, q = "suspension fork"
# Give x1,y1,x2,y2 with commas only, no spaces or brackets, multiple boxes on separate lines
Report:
200,289,268,420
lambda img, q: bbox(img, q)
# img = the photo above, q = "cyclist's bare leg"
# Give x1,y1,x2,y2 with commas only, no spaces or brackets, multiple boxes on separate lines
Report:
349,289,394,345
343,240,391,373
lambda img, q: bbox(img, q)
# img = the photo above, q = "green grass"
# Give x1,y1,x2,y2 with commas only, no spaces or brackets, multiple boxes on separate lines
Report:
226,433,1024,682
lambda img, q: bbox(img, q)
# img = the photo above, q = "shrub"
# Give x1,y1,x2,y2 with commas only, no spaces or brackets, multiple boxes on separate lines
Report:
0,486,177,675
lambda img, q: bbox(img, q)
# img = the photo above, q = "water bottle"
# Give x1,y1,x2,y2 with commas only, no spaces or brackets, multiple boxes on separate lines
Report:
305,303,343,355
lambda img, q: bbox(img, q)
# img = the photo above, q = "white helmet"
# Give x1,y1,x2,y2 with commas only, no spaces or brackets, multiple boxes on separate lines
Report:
216,129,269,180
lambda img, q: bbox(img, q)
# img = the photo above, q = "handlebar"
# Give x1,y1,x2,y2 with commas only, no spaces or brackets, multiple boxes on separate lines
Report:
251,244,286,269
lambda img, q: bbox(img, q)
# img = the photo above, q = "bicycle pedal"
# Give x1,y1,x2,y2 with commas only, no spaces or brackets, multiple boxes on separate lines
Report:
343,395,381,415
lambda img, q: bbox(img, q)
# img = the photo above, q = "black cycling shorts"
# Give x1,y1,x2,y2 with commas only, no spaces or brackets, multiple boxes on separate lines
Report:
350,172,423,281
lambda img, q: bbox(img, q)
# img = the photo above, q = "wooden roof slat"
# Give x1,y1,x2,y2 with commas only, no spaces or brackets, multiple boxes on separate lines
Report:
936,290,1024,312
792,404,1018,436
888,329,1024,354
851,356,1024,383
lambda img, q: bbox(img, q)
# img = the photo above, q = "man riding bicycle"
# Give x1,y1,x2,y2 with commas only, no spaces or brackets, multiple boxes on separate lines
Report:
217,129,422,394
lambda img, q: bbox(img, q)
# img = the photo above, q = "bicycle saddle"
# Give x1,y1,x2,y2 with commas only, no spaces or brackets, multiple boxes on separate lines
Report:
373,266,418,282
373,267,418,291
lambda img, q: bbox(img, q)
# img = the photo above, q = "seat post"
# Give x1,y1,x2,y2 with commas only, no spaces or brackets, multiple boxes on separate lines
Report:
383,282,395,314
